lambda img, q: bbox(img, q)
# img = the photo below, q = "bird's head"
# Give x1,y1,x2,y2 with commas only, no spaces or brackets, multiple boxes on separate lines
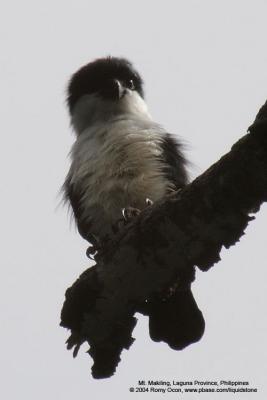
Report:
67,56,150,133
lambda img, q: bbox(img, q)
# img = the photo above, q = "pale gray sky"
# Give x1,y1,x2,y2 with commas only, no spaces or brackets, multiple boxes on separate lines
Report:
1,1,267,399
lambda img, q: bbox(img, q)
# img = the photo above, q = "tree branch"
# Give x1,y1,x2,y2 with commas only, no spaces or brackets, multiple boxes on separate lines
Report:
60,100,267,379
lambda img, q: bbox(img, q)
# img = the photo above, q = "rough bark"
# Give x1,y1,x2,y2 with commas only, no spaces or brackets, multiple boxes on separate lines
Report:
60,100,267,379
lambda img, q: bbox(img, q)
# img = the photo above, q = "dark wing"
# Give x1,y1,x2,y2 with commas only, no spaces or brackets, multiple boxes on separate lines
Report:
63,175,97,245
161,134,188,189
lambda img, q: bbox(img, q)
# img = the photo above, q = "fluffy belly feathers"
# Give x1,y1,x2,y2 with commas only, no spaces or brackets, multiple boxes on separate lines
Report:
69,119,172,236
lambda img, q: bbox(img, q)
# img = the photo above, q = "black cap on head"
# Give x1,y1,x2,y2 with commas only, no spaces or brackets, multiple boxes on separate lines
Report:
67,56,144,112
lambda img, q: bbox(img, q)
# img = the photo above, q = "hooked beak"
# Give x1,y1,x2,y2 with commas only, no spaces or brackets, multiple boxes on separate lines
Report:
101,79,126,100
112,79,126,100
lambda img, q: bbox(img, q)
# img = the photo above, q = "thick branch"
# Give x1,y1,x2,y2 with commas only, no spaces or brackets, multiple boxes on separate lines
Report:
61,100,267,378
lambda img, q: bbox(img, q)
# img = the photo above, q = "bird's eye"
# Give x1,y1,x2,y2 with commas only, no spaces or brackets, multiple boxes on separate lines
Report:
128,79,135,90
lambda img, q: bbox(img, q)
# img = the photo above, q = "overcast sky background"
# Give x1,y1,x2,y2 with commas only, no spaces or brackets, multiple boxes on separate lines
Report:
1,1,267,399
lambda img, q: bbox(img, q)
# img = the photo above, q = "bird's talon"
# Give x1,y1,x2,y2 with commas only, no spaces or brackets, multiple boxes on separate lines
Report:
122,208,127,220
146,198,153,206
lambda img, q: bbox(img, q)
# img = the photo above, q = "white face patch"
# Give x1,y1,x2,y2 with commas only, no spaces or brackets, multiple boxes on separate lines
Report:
71,90,151,134
119,90,151,120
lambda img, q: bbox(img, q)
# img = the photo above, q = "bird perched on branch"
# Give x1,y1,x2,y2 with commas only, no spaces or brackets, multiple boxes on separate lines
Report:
64,56,188,250
63,57,204,351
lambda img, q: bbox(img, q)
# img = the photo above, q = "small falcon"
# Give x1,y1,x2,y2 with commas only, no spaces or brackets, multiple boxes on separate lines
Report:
64,56,188,249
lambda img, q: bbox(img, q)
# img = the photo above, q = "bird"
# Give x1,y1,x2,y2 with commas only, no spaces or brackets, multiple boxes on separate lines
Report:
63,56,204,351
64,56,188,248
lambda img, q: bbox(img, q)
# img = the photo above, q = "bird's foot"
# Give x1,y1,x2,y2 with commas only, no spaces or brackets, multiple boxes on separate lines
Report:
120,199,153,224
86,244,99,260
114,199,153,233
122,206,141,222
86,236,107,260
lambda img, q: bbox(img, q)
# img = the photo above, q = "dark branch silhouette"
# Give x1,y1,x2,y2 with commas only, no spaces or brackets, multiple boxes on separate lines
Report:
60,100,267,379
